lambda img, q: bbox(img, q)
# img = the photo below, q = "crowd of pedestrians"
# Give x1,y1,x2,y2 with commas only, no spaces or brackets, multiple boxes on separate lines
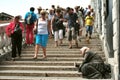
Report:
5,4,95,62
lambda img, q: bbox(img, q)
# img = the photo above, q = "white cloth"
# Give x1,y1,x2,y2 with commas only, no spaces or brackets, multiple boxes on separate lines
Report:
37,20,48,34
54,29,63,41
48,14,54,21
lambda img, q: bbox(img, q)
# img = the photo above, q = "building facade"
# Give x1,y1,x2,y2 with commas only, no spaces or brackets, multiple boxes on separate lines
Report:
0,12,14,21
91,0,120,80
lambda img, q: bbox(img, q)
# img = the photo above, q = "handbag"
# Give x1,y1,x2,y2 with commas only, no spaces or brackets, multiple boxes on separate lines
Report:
14,24,22,34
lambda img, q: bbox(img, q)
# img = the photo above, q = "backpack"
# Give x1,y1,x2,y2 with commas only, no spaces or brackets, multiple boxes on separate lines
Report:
25,12,34,24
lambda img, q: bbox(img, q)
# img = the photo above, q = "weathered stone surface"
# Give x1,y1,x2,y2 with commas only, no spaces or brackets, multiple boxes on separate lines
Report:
0,28,106,79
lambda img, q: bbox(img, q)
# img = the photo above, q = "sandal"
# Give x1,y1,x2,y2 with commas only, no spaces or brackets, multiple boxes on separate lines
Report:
33,56,37,59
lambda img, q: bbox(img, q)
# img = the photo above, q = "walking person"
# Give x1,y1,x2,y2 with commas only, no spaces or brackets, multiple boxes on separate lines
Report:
85,11,94,39
74,6,84,37
5,15,24,61
36,6,42,19
51,8,64,47
48,9,54,36
65,7,80,49
33,10,52,59
24,7,37,46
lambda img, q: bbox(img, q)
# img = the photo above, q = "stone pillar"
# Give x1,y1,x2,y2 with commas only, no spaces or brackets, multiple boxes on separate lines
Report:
101,0,106,40
112,0,120,80
119,2,120,78
101,0,109,59
97,0,102,34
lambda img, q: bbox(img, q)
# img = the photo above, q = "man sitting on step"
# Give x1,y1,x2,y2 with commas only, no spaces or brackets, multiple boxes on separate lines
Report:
75,47,111,79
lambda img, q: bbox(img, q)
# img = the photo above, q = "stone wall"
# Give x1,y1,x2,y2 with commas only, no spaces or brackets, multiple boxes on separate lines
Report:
112,0,120,79
91,0,120,79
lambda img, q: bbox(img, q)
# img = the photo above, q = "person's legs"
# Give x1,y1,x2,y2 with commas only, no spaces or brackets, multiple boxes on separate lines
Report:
71,27,76,40
41,35,48,58
75,33,78,48
54,31,59,47
33,35,41,58
89,26,93,39
11,37,17,59
67,28,72,48
16,34,22,57
59,29,63,45
42,47,46,58
86,26,89,37
71,27,78,47
29,25,34,44
26,25,30,44
34,44,40,58
26,24,34,45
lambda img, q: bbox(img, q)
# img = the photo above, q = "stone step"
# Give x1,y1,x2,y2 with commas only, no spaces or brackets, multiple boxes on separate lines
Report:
46,44,102,48
1,61,80,66
48,38,102,43
0,65,77,71
0,76,84,80
12,57,84,61
21,53,105,57
47,41,101,44
0,29,107,79
0,70,81,77
23,47,103,51
22,50,104,54
9,57,105,61
19,57,105,61
46,42,102,46
0,76,112,80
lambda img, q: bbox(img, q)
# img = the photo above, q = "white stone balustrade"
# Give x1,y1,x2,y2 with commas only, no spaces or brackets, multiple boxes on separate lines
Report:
0,24,8,55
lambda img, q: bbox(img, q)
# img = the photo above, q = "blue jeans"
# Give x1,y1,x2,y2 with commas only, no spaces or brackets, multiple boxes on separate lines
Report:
86,25,93,35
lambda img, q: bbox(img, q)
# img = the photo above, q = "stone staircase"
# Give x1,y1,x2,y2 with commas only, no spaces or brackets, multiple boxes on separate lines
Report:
0,31,110,80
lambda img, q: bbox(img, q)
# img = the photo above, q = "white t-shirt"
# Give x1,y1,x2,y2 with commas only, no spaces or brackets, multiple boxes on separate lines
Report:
48,14,54,21
37,19,48,34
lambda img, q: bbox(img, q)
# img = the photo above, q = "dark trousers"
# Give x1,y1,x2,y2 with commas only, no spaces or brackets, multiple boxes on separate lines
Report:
11,33,22,58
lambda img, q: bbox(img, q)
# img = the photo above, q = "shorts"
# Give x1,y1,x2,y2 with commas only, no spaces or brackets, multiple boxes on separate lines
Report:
54,29,63,41
86,25,93,34
35,34,48,47
67,27,77,41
